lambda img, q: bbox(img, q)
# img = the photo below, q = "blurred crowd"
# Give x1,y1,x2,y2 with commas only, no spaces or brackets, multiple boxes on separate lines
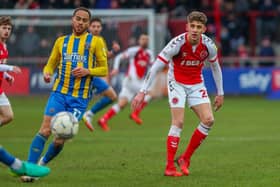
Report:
1,0,280,67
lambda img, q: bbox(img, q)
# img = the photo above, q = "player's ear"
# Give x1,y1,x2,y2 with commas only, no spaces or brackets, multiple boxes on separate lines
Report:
202,25,207,33
185,23,188,32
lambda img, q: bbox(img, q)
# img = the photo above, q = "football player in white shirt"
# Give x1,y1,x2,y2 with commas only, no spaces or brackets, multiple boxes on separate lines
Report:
98,34,154,131
132,11,224,177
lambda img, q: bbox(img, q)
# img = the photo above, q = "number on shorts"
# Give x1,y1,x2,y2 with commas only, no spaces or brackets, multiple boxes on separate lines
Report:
199,89,208,98
72,108,81,120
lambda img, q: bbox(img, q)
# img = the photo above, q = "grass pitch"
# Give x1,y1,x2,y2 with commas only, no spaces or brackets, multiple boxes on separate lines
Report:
0,95,279,187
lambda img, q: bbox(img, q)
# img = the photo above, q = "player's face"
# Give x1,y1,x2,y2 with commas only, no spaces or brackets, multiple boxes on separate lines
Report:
72,10,90,36
138,35,149,48
89,21,102,36
0,24,12,41
186,21,206,45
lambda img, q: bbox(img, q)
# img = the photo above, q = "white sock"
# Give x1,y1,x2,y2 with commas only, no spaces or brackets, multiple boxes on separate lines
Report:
38,157,46,166
87,110,94,116
197,122,211,135
10,158,22,170
144,95,152,102
168,125,182,137
112,104,120,113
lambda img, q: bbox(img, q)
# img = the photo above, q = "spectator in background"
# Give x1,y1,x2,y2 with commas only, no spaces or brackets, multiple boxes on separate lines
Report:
0,0,14,9
60,0,74,9
258,36,275,67
94,0,111,9
38,38,51,57
102,21,120,49
259,0,277,38
235,0,249,13
18,25,40,56
40,0,59,9
14,0,29,9
28,0,40,9
139,0,154,9
237,44,250,67
220,26,231,56
154,0,169,13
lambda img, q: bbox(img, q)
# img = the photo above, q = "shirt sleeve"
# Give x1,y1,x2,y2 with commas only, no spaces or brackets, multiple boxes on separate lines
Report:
210,60,224,95
157,34,185,64
89,36,108,76
0,64,13,72
43,38,60,75
206,38,218,63
140,58,166,93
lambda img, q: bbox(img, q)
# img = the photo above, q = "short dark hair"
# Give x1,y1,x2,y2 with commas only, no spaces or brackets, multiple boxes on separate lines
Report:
90,17,102,25
187,11,207,25
73,7,91,19
0,16,12,27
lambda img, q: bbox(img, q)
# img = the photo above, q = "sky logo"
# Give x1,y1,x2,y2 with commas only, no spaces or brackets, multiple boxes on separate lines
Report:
239,70,271,91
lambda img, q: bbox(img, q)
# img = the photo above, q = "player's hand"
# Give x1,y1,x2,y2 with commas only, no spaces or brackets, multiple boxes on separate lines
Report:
44,73,51,83
112,41,120,53
110,69,119,77
12,66,21,74
72,67,90,77
5,75,14,85
131,92,145,111
213,95,224,112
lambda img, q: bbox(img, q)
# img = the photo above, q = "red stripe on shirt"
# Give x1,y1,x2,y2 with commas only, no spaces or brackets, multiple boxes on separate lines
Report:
209,56,218,63
157,55,169,64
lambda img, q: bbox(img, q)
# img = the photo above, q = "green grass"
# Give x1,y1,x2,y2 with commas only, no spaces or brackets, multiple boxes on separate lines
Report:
0,96,280,187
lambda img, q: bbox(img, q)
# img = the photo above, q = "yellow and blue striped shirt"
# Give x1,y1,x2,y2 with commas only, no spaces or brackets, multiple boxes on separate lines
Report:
43,32,108,99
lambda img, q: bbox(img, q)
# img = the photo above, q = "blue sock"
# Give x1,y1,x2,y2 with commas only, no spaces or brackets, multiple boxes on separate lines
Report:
42,142,63,164
28,133,47,163
0,146,15,166
90,96,113,114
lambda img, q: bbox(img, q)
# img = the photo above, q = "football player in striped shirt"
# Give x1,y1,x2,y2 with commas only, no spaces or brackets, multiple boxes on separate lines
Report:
24,7,108,180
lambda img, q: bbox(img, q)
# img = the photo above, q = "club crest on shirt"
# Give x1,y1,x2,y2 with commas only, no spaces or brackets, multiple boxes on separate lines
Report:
182,52,187,57
200,50,208,59
172,97,179,104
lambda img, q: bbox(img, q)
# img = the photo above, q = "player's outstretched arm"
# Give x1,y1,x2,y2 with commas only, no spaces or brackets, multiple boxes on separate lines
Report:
0,64,21,73
131,59,165,111
209,60,224,111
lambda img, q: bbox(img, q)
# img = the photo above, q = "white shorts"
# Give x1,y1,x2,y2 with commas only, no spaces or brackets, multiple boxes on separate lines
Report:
168,80,210,108
0,93,11,106
118,77,143,102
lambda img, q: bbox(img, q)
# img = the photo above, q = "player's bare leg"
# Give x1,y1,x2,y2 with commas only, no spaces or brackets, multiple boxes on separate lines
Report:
83,87,117,131
98,97,128,131
164,108,184,177
178,103,214,175
0,105,14,127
